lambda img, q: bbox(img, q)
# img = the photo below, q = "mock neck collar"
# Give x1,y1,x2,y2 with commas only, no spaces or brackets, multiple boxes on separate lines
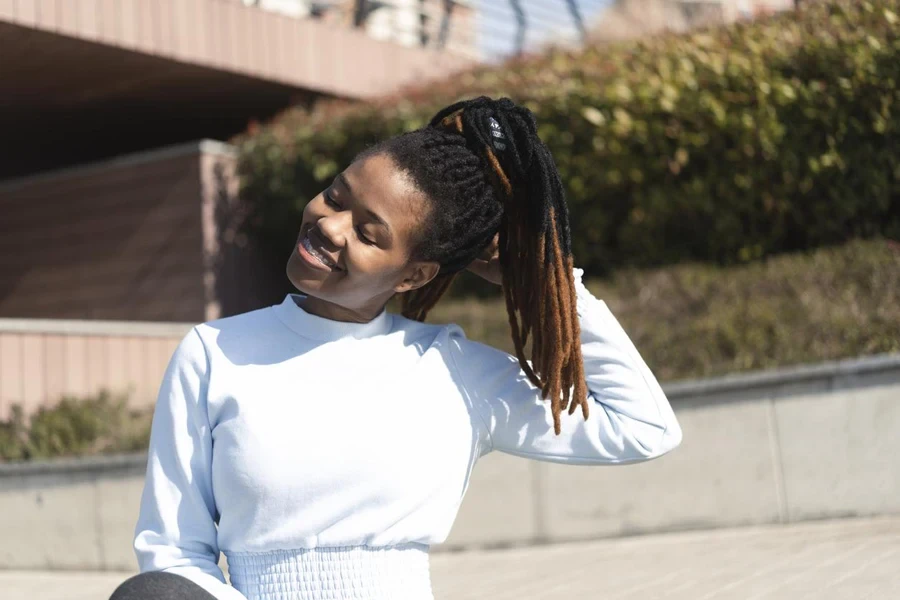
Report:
272,294,393,342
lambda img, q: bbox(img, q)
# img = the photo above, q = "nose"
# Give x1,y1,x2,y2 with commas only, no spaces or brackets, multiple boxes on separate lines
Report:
314,212,350,249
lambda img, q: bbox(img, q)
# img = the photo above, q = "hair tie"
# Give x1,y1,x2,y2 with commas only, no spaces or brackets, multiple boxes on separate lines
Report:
488,116,508,153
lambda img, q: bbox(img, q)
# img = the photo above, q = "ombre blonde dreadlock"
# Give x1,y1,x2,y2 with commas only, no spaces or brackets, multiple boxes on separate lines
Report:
362,97,588,435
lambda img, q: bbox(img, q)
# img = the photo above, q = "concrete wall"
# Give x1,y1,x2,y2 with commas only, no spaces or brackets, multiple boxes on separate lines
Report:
0,138,286,328
0,353,897,570
446,353,900,548
0,142,227,322
0,319,189,420
0,455,146,571
0,140,290,419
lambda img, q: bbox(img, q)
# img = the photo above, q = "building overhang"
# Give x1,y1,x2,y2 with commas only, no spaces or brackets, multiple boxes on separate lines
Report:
0,1,473,177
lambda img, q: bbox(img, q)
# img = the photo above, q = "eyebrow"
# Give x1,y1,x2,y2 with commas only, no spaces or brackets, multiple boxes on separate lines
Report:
337,172,392,238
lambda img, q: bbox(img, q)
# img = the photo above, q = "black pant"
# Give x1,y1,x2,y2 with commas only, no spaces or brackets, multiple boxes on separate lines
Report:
110,572,217,600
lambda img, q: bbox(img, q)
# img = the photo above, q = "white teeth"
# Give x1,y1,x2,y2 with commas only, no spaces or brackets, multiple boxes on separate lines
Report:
302,234,335,269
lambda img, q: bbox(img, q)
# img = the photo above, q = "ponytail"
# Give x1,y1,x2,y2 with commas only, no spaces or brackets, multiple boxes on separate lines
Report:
398,97,589,434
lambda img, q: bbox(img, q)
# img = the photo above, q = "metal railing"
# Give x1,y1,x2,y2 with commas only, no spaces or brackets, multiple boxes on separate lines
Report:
238,0,613,60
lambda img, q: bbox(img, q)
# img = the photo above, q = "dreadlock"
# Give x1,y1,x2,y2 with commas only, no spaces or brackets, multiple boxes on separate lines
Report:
363,96,588,435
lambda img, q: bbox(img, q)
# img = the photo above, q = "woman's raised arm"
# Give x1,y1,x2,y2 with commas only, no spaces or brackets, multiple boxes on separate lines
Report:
448,268,682,465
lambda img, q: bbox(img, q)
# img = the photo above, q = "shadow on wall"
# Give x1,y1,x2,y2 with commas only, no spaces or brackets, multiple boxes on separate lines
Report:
207,154,290,320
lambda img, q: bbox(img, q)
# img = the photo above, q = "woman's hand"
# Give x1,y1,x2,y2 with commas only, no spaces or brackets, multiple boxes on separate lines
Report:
466,233,502,286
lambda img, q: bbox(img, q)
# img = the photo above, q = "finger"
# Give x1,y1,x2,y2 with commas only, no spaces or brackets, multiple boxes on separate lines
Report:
478,233,500,260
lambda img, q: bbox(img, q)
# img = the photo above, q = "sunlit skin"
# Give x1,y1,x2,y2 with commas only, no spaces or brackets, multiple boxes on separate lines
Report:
286,153,502,323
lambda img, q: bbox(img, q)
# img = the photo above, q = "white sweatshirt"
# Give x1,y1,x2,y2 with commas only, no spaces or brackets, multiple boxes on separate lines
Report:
134,268,682,600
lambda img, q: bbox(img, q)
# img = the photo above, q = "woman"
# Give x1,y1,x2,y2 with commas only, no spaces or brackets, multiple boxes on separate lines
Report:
112,97,682,600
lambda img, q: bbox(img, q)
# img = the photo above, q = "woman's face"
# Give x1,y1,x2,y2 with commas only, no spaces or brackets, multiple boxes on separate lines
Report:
286,153,440,320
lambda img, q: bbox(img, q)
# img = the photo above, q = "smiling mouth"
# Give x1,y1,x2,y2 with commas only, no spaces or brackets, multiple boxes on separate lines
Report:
299,230,340,271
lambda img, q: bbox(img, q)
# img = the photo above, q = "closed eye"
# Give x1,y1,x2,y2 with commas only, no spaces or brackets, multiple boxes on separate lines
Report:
356,230,377,246
324,189,340,209
324,189,377,246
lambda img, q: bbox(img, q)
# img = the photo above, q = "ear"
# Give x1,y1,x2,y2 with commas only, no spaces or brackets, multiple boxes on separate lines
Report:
394,260,441,293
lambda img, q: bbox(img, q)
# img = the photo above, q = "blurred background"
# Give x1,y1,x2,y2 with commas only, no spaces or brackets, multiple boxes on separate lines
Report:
0,1,898,599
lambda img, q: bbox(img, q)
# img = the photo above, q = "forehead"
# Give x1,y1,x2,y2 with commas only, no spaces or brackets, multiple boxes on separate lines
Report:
343,153,425,236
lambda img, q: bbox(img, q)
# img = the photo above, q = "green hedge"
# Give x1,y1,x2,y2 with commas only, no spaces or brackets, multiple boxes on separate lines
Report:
237,0,900,279
0,391,151,462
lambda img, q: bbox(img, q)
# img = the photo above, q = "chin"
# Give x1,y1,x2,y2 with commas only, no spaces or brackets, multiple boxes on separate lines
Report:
285,253,326,297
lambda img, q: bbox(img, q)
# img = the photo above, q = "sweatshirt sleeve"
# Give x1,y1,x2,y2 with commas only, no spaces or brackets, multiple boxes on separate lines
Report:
134,328,248,600
448,268,682,465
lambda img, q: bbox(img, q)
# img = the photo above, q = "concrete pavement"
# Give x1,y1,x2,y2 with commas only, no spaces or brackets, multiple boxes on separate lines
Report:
3,516,898,600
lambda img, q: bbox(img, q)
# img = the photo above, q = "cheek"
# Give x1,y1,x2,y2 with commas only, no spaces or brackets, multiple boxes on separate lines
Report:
343,248,410,290
347,250,404,280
